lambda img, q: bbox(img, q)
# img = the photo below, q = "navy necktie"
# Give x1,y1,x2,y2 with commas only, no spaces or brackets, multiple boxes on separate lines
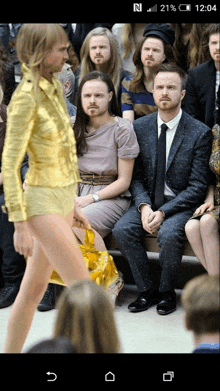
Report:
154,123,168,210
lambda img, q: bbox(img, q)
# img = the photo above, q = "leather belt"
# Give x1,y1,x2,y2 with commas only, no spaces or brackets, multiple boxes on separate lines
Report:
80,174,117,185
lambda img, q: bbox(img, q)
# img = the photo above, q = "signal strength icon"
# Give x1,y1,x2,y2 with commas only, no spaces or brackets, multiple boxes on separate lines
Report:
147,4,157,12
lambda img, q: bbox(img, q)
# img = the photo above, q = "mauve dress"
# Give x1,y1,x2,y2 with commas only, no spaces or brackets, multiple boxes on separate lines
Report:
77,117,140,237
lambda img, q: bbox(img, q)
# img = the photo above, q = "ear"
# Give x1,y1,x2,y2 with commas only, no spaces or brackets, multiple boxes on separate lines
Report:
108,91,113,102
162,54,166,63
181,89,186,101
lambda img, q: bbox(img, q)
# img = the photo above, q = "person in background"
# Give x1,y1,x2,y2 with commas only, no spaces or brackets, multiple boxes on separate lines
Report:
185,88,220,276
74,27,130,114
0,43,16,105
54,280,121,353
169,23,193,72
184,24,220,128
112,23,147,73
182,274,220,353
0,83,27,308
58,63,77,124
113,64,212,316
71,23,114,61
121,23,176,122
72,71,139,249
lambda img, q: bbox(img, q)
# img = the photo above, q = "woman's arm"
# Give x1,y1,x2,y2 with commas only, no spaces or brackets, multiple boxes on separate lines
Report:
74,157,135,208
96,157,135,200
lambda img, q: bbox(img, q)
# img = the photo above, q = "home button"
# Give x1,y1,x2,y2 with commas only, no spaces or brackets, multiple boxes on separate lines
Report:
105,372,115,382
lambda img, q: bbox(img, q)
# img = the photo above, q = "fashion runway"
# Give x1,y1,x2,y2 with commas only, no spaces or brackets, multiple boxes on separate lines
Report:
0,285,193,354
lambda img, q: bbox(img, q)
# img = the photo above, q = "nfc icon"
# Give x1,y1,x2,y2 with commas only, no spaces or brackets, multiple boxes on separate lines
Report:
133,3,142,11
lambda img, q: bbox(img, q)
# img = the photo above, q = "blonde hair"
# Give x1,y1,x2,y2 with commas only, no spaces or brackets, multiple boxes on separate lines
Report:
54,280,121,353
16,24,68,91
79,27,121,93
182,275,220,335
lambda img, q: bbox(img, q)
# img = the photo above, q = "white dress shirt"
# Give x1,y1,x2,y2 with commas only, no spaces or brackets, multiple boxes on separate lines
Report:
138,109,182,212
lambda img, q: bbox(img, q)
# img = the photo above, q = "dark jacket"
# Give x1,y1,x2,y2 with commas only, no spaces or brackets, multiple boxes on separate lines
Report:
130,110,213,218
184,59,216,128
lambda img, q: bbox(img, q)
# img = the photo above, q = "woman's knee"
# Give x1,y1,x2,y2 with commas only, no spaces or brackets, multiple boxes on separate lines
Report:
200,214,218,232
185,219,200,239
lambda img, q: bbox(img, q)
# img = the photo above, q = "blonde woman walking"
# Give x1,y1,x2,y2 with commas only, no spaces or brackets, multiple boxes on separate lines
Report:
1,24,90,353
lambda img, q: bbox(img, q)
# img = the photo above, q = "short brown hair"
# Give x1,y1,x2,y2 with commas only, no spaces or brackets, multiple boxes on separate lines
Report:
153,62,187,90
181,275,220,335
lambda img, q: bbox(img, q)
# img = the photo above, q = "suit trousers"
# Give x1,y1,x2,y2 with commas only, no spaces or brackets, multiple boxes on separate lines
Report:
112,203,194,292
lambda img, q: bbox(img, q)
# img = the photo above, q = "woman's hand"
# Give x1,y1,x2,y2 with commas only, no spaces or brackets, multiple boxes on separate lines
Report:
73,201,92,230
74,195,94,209
193,202,215,216
14,221,34,257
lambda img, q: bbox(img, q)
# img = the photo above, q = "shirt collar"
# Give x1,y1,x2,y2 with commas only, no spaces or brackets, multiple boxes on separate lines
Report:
158,108,182,130
22,63,59,99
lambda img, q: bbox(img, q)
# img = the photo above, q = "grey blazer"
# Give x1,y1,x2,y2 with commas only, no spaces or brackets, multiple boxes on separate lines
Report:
130,110,213,218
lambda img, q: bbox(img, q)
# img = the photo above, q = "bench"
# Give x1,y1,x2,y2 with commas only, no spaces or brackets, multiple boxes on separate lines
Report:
104,232,206,290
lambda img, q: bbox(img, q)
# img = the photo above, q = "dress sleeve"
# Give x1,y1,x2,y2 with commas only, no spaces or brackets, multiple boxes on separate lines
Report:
115,118,140,159
1,83,37,222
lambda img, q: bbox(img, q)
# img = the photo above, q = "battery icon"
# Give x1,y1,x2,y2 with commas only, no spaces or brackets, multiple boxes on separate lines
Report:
178,4,191,11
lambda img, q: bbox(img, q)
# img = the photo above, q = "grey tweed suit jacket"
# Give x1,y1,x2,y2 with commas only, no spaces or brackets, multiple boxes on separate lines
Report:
130,110,213,218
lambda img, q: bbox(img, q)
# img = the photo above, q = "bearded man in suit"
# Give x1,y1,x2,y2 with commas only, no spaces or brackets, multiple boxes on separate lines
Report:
113,63,212,315
184,24,220,128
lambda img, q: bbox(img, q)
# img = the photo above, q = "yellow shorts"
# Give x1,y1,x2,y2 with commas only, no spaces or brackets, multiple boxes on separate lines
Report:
23,183,77,220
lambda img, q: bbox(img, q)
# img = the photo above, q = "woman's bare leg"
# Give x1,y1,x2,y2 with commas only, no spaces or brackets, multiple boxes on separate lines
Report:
185,219,207,270
72,226,107,252
4,210,90,353
27,211,90,284
200,214,220,275
3,237,54,353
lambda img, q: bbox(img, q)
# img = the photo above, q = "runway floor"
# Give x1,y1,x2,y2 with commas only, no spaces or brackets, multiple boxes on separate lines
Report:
0,284,194,354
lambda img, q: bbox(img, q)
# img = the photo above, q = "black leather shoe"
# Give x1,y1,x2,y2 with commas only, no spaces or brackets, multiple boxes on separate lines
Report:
128,290,161,313
0,285,19,309
157,291,176,315
37,283,56,312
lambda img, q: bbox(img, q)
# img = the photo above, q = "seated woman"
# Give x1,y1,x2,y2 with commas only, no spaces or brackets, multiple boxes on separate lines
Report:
121,23,176,122
185,92,220,276
72,70,139,253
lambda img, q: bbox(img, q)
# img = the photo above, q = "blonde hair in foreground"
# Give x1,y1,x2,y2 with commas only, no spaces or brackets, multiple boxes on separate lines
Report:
54,280,121,353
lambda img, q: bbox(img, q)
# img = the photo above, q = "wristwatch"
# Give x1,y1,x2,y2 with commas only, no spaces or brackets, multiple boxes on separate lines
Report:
92,193,100,202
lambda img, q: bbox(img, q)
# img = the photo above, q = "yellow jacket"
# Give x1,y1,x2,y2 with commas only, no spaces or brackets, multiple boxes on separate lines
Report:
1,63,80,222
